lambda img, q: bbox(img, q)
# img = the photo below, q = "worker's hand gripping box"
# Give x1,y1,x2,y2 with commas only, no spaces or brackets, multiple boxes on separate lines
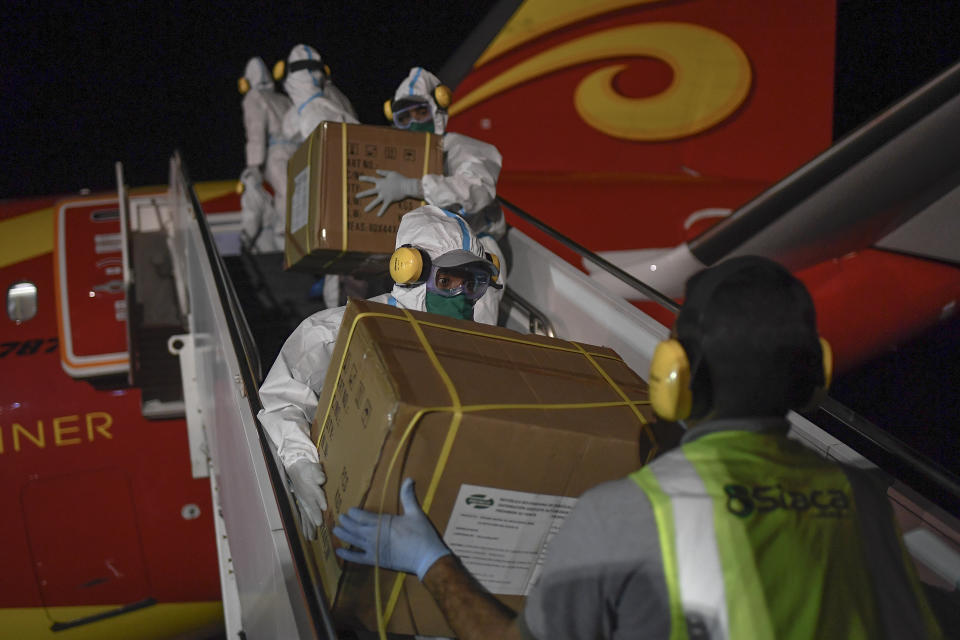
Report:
309,299,661,637
284,122,444,275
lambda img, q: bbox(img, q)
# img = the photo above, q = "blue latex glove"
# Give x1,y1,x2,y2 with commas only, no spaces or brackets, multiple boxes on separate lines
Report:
333,477,451,580
356,170,423,217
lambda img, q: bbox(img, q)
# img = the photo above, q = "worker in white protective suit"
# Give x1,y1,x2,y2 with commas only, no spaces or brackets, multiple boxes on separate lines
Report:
357,66,506,240
277,43,361,309
278,43,359,141
258,205,507,540
238,56,298,252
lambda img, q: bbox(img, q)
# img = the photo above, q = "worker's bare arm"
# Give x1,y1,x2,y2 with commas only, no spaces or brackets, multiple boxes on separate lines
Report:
421,555,525,640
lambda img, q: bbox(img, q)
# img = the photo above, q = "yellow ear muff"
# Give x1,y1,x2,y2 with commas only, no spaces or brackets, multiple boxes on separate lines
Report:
649,339,693,422
235,180,245,195
799,336,834,412
487,252,501,284
390,246,425,284
272,60,285,81
324,63,332,77
238,77,250,95
819,337,833,390
434,84,452,109
383,99,394,122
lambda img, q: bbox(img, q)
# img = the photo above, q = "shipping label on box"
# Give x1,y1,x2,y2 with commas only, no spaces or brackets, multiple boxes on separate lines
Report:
443,484,577,597
284,122,444,274
309,299,660,636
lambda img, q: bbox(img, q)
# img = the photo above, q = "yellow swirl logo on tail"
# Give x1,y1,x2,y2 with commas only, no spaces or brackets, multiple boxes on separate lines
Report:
452,22,752,142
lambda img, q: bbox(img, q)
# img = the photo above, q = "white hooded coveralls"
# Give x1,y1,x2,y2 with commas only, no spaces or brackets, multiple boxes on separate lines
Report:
392,67,504,236
240,56,297,251
281,44,361,304
257,205,506,470
281,44,359,142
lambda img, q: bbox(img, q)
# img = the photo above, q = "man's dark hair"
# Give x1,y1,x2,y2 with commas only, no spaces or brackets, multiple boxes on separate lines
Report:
674,256,824,419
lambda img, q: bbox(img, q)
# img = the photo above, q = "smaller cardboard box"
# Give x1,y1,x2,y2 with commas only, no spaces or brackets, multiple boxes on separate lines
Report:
310,300,660,637
284,122,444,275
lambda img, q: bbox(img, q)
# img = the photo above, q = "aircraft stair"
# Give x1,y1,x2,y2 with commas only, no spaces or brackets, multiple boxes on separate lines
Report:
129,150,960,639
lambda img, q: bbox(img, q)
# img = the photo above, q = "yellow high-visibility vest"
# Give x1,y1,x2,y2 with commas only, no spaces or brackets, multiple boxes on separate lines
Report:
631,430,942,640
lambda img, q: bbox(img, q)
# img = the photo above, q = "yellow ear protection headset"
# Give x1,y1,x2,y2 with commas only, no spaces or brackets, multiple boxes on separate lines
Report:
390,245,433,285
648,258,833,422
389,245,501,287
272,58,331,83
240,58,273,95
383,84,453,122
486,251,501,285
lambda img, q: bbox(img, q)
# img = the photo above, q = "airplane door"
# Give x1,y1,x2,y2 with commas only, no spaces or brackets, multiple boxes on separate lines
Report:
21,468,153,625
54,197,129,379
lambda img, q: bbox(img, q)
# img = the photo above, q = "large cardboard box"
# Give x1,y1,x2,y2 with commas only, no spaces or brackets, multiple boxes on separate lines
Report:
310,299,660,637
284,122,444,275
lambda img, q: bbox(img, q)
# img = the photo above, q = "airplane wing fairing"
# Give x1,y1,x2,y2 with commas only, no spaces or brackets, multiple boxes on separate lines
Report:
687,58,960,271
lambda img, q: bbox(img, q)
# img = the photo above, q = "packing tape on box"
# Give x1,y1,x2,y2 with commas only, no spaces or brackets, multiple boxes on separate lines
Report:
313,308,658,637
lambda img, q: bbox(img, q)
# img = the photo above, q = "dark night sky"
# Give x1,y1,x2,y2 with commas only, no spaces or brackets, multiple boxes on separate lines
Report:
0,1,493,198
2,2,960,199
2,2,958,490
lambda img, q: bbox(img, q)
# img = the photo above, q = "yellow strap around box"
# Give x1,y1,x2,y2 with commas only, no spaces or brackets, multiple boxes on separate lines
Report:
420,132,431,207
313,311,641,447
376,309,463,635
320,122,350,270
323,127,433,270
572,342,658,465
312,308,656,639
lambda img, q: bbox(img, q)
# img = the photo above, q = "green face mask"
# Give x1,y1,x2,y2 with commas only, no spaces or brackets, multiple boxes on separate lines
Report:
408,120,435,133
425,291,475,320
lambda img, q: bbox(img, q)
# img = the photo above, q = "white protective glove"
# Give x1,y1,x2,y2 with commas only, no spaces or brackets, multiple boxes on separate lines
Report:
240,165,263,186
287,459,328,541
333,477,451,580
356,170,423,218
239,181,266,248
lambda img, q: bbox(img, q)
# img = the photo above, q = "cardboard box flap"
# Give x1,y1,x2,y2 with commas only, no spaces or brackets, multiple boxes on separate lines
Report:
321,299,651,437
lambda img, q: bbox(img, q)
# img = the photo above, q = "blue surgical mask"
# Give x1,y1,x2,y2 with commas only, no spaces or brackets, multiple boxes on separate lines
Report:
425,291,474,320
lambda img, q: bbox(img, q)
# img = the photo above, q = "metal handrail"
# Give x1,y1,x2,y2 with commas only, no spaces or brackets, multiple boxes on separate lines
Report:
174,153,337,640
502,288,556,337
815,397,960,511
498,195,681,312
498,195,960,514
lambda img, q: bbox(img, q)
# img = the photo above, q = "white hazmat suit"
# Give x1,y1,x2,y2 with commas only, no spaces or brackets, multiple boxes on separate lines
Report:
280,44,359,141
239,56,298,252
280,44,361,308
258,205,506,539
358,67,505,239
